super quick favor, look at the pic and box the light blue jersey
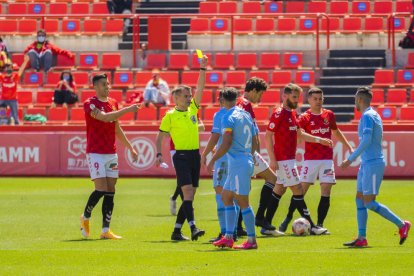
[212,107,228,187]
[349,107,385,195]
[221,106,256,195]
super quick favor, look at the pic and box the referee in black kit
[156,55,208,241]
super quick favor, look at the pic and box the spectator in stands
[107,0,133,34]
[0,55,30,125]
[52,71,79,108]
[0,38,11,70]
[24,30,75,72]
[138,43,147,69]
[143,69,170,107]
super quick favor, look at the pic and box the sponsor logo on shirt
[311,127,330,135]
[310,121,315,126]
[323,118,329,125]
[2,82,16,88]
[190,115,196,124]
[269,122,275,130]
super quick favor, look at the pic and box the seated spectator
[0,55,30,125]
[0,38,11,70]
[107,0,132,34]
[143,70,170,107]
[52,71,78,108]
[24,30,74,72]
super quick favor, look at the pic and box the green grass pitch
[1,177,413,275]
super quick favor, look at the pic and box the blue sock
[241,206,256,238]
[234,204,240,233]
[365,200,404,228]
[224,205,236,238]
[356,198,367,239]
[215,194,226,234]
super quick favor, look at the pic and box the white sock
[102,227,109,233]
[247,236,256,243]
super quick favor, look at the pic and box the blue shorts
[224,156,254,196]
[213,159,228,188]
[357,161,385,195]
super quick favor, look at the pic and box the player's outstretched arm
[193,55,208,107]
[265,130,278,171]
[333,129,354,153]
[201,133,220,167]
[115,121,138,162]
[298,128,333,148]
[92,104,141,123]
[155,131,169,166]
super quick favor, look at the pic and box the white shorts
[253,151,270,176]
[276,159,300,187]
[300,160,336,184]
[87,153,119,180]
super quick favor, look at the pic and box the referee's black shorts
[172,149,200,187]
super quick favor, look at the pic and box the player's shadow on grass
[62,239,100,242]
[143,240,191,244]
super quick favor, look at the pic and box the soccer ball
[292,218,311,236]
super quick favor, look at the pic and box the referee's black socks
[102,192,115,229]
[83,190,105,219]
[183,200,196,229]
[174,203,187,233]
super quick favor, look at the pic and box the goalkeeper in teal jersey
[340,86,411,247]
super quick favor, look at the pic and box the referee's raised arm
[193,55,208,107]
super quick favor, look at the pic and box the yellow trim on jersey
[223,128,232,132]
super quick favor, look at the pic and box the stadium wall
[0,130,412,178]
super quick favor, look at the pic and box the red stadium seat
[169,52,190,70]
[182,71,199,87]
[18,19,37,35]
[218,1,237,13]
[17,91,33,107]
[125,90,143,104]
[203,106,220,121]
[72,72,90,88]
[249,71,269,83]
[210,18,229,33]
[254,107,270,121]
[44,19,59,35]
[62,19,81,35]
[260,90,281,105]
[295,71,315,87]
[308,1,327,13]
[377,106,397,121]
[399,106,414,120]
[26,107,47,116]
[353,107,362,121]
[200,89,214,105]
[135,71,153,87]
[78,53,99,70]
[188,18,209,34]
[406,52,414,69]
[54,55,75,70]
[105,19,124,35]
[282,52,303,69]
[159,106,172,118]
[234,18,253,34]
[276,18,296,33]
[396,70,414,87]
[214,53,234,69]
[351,1,370,15]
[396,1,413,13]
[321,17,340,32]
[137,107,156,121]
[70,108,85,122]
[81,90,96,103]
[113,71,133,88]
[12,53,25,68]
[373,0,392,14]
[264,1,282,13]
[159,71,179,87]
[92,2,109,14]
[342,17,362,33]
[373,69,395,87]
[364,17,384,33]
[8,3,27,14]
[271,71,292,88]
[390,17,406,33]
[145,53,167,70]
[385,88,407,106]
[226,71,246,88]
[49,3,68,14]
[236,53,257,69]
[191,53,212,69]
[45,71,61,88]
[119,110,136,123]
[28,3,46,14]
[35,91,54,106]
[0,20,18,35]
[48,108,68,121]
[110,90,123,103]
[330,1,349,15]
[242,1,261,13]
[23,72,43,88]
[71,3,89,14]
[206,71,223,87]
[83,19,103,35]
[371,88,385,106]
[285,1,305,13]
[298,18,317,34]
[255,18,275,34]
[101,53,121,70]
[259,53,280,69]
[199,2,217,13]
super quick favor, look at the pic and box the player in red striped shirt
[278,87,353,232]
[80,74,141,240]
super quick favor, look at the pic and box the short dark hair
[356,86,372,103]
[245,77,268,92]
[60,71,73,83]
[283,83,302,94]
[172,85,191,95]
[307,87,323,96]
[92,74,107,86]
[221,87,238,102]
[37,29,46,36]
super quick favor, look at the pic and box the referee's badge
[190,115,196,124]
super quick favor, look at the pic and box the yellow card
[196,49,203,59]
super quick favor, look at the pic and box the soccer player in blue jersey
[340,86,411,247]
[207,87,259,250]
